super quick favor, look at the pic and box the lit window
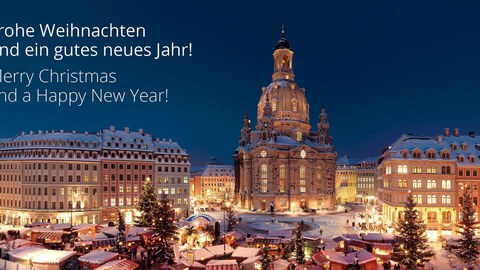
[292,100,298,112]
[398,165,408,174]
[426,166,436,174]
[442,195,451,204]
[300,166,306,192]
[279,165,286,192]
[427,195,436,204]
[110,198,116,206]
[261,164,268,193]
[412,166,422,174]
[385,166,392,174]
[442,180,451,189]
[397,179,408,188]
[413,180,422,188]
[297,132,303,142]
[427,180,437,189]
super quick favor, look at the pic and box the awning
[373,243,393,251]
[36,231,65,243]
[205,259,239,270]
[92,238,115,248]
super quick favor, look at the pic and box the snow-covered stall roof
[99,227,119,236]
[181,248,214,261]
[49,223,72,230]
[127,227,151,236]
[8,246,46,261]
[232,247,261,258]
[79,250,119,264]
[205,244,234,256]
[95,259,139,270]
[31,250,76,264]
[345,249,376,264]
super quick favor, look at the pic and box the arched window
[261,164,268,193]
[442,180,451,189]
[279,165,286,192]
[292,99,298,112]
[299,166,306,193]
[427,180,436,189]
[272,101,277,112]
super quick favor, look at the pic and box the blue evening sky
[1,1,480,166]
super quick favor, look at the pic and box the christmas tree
[294,223,305,264]
[135,178,159,227]
[112,210,127,255]
[452,191,480,268]
[391,191,434,269]
[149,193,179,265]
[261,246,271,270]
[226,205,238,232]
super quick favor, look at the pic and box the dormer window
[426,151,436,159]
[462,143,468,151]
[451,143,457,150]
[469,156,475,163]
[412,151,421,159]
[458,156,465,162]
[441,151,450,159]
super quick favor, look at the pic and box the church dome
[257,80,310,135]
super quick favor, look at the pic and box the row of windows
[156,176,189,184]
[386,165,451,174]
[2,139,99,148]
[103,174,152,182]
[397,179,453,189]
[22,200,98,210]
[156,188,189,195]
[0,175,20,181]
[0,150,99,159]
[401,150,451,159]
[412,194,452,204]
[24,187,97,196]
[25,175,97,183]
[25,163,98,171]
[103,186,138,193]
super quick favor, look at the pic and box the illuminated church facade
[234,28,337,211]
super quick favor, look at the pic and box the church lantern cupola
[273,26,295,82]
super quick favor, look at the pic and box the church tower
[234,27,337,212]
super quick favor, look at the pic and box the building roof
[385,131,480,164]
[95,259,139,270]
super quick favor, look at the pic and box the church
[233,28,337,212]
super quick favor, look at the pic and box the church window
[261,164,268,193]
[279,165,286,192]
[272,102,276,112]
[300,149,306,158]
[282,55,289,69]
[261,151,267,158]
[300,166,306,193]
[292,100,298,112]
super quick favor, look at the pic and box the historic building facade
[335,156,358,205]
[0,127,190,226]
[234,29,336,212]
[191,158,235,204]
[377,128,473,239]
[356,158,377,204]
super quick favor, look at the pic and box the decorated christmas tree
[226,205,238,232]
[149,193,179,265]
[452,191,480,268]
[391,191,434,269]
[294,223,305,264]
[135,178,159,227]
[112,210,127,255]
[261,246,271,270]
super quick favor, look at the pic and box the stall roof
[49,223,72,230]
[9,246,46,260]
[373,243,393,251]
[36,231,65,243]
[31,250,76,264]
[232,247,261,258]
[240,256,261,265]
[345,249,377,264]
[181,248,214,261]
[95,259,139,270]
[79,250,119,264]
[206,244,234,256]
